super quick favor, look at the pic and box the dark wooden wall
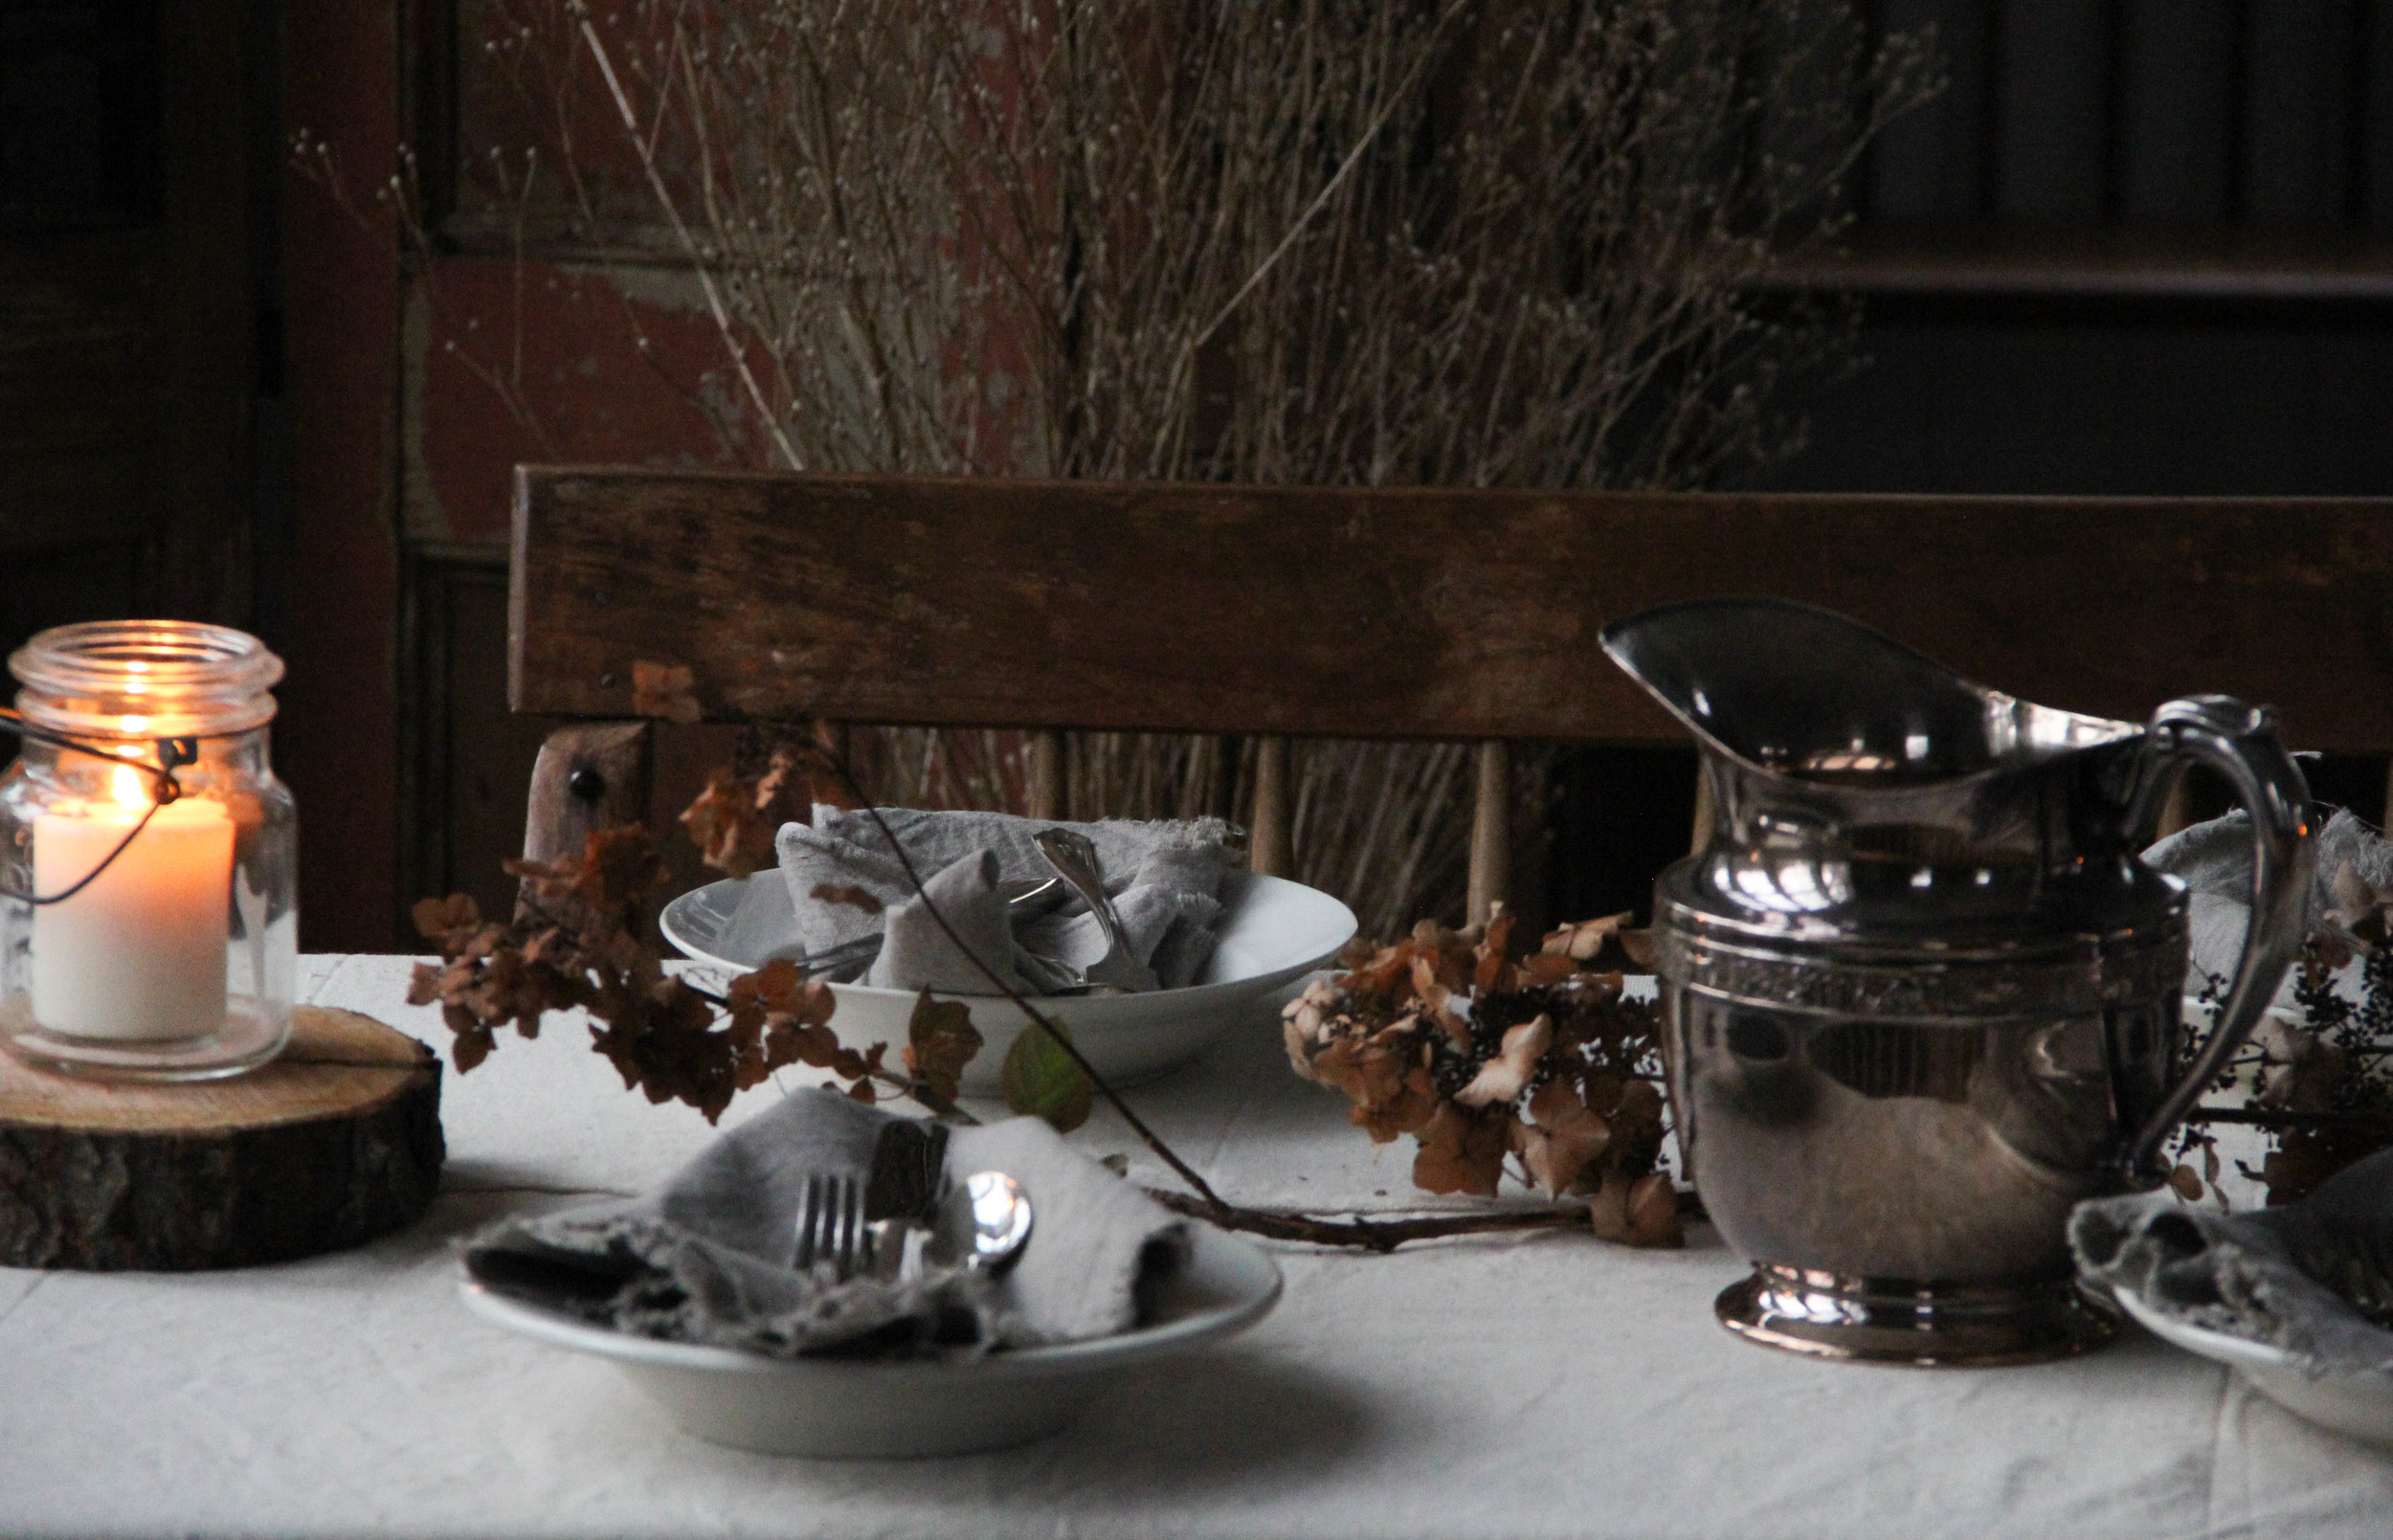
[1854,0,2393,234]
[0,0,279,648]
[262,3,2393,944]
[1597,0,2393,918]
[1770,0,2393,501]
[1765,0,2393,497]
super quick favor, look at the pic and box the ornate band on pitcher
[1655,928,2190,1019]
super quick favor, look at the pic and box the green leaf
[1002,1016,1094,1133]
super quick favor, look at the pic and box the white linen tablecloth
[2,954,2389,1538]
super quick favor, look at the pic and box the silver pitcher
[1602,599,2313,1366]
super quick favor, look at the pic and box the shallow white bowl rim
[2114,1285,2292,1368]
[660,868,1356,1003]
[2114,1281,2393,1380]
[458,1222,1283,1381]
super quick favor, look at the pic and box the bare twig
[1145,1186,1710,1254]
[574,13,804,472]
[1147,1189,1594,1252]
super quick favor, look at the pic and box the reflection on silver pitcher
[1602,599,2313,1366]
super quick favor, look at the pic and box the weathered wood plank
[510,468,2393,750]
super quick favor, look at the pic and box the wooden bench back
[510,467,2393,916]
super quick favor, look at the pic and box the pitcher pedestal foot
[1716,1263,2120,1367]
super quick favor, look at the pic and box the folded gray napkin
[463,1088,1190,1358]
[2072,1149,2393,1377]
[721,806,1238,994]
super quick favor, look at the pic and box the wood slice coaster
[0,1006,444,1271]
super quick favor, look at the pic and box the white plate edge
[660,871,1356,1004]
[2113,1283,2295,1372]
[458,1222,1284,1382]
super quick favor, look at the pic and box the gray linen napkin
[870,848,1047,995]
[462,1088,1189,1358]
[720,806,1238,993]
[2072,1149,2393,1376]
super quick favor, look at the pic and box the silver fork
[793,1172,915,1282]
[792,1172,867,1276]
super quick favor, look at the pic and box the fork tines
[793,1172,866,1277]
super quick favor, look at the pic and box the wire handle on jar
[0,709,201,905]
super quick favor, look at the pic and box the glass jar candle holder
[0,621,297,1080]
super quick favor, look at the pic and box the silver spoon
[928,1171,1034,1277]
[1033,828,1160,993]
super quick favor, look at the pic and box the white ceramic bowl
[458,1223,1282,1458]
[2114,1284,2393,1449]
[661,870,1356,1093]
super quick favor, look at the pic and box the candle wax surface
[32,785,235,1042]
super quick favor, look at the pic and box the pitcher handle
[2122,696,2316,1181]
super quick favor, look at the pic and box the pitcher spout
[1602,598,2159,935]
[1599,598,2138,784]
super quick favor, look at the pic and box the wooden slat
[2116,0,2236,227]
[1028,730,1064,821]
[2244,0,2350,233]
[510,469,2393,751]
[1249,736,1290,878]
[812,718,850,776]
[1689,764,1716,857]
[1466,740,1510,927]
[1865,0,1991,225]
[2153,770,2196,841]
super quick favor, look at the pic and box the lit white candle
[32,765,234,1041]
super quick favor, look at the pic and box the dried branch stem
[1145,1186,1708,1254]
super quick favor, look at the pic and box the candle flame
[118,715,150,734]
[110,765,148,810]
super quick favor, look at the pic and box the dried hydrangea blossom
[1285,908,1682,1246]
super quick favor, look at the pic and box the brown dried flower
[679,745,825,879]
[1284,906,1680,1245]
[412,824,965,1123]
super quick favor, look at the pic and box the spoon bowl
[931,1171,1034,1277]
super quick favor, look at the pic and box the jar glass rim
[11,621,283,737]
